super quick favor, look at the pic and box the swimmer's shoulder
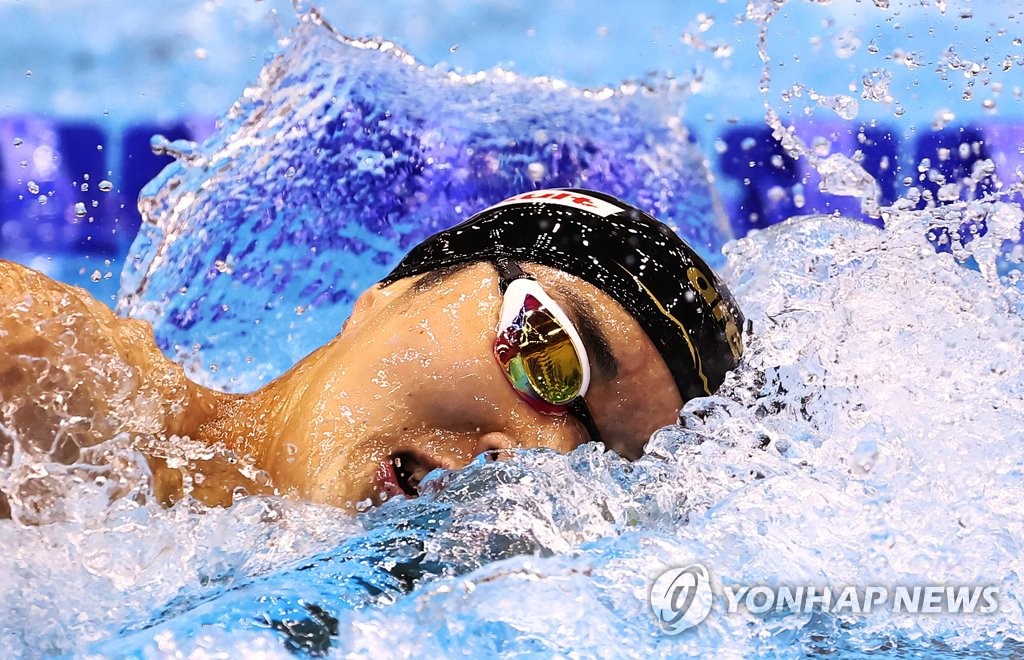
[1,258,107,320]
[0,258,207,437]
[0,258,156,349]
[0,261,258,511]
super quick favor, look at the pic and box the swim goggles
[492,257,604,445]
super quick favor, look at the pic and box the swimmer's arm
[0,260,260,507]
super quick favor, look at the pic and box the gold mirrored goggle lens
[518,307,584,405]
[495,295,584,407]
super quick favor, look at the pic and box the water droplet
[931,109,956,130]
[697,13,714,32]
[37,195,47,205]
[711,43,733,58]
[80,182,89,192]
[937,183,961,202]
[74,202,87,218]
[12,137,23,148]
[766,185,788,203]
[24,69,32,77]
[98,180,113,192]
[832,29,861,59]
[449,44,459,53]
[816,153,878,198]
[822,94,859,120]
[90,270,102,283]
[295,306,306,316]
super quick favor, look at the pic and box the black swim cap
[380,189,744,402]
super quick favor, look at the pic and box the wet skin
[0,260,683,511]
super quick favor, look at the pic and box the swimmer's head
[381,189,745,403]
[253,190,744,508]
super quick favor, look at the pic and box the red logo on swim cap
[484,190,623,217]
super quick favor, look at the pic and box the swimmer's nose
[476,431,518,454]
[475,428,582,457]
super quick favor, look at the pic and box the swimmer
[0,189,744,512]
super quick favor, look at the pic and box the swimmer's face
[262,262,683,508]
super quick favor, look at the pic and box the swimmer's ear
[339,282,395,331]
[352,284,384,316]
[345,277,421,332]
[343,285,384,332]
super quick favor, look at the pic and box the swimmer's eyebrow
[549,283,620,382]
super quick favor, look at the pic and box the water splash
[118,10,729,392]
[14,198,1016,656]
[733,0,1024,227]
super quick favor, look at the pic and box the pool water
[3,1,1024,656]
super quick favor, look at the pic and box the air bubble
[27,181,39,195]
[98,180,113,192]
[74,202,87,218]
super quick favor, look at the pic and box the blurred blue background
[2,0,1021,302]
